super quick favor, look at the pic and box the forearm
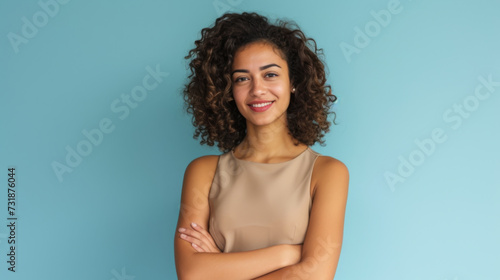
[177,244,293,280]
[252,262,335,280]
[252,247,341,280]
[251,262,307,280]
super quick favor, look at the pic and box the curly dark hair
[183,12,336,153]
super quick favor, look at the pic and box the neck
[234,118,306,162]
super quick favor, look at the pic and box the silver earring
[292,88,296,93]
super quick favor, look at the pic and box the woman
[174,12,349,280]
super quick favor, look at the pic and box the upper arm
[174,155,219,275]
[298,157,349,279]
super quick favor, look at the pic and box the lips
[249,101,273,107]
[248,99,274,104]
[248,101,274,112]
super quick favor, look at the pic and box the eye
[234,76,249,83]
[265,73,278,78]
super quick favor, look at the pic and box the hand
[178,222,222,253]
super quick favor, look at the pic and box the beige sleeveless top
[208,147,321,253]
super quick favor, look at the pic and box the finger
[182,232,216,253]
[179,232,213,253]
[189,225,220,253]
[178,233,205,249]
[191,242,205,252]
[182,237,209,253]
[184,234,210,252]
[190,223,218,248]
[189,223,216,248]
[180,231,219,253]
[195,242,211,252]
[179,227,204,241]
[182,224,218,252]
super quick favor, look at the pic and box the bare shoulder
[314,155,349,175]
[311,155,349,198]
[177,154,221,228]
[183,154,220,191]
[185,154,220,175]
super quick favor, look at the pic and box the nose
[250,77,266,96]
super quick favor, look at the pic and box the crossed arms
[174,155,349,280]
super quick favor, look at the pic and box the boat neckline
[229,146,311,165]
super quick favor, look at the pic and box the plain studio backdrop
[1,0,499,279]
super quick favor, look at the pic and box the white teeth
[250,102,273,107]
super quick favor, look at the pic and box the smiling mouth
[248,101,274,112]
[249,101,274,107]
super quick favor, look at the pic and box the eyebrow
[231,63,281,75]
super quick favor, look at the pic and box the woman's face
[231,41,292,128]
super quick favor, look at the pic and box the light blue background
[1,0,499,279]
